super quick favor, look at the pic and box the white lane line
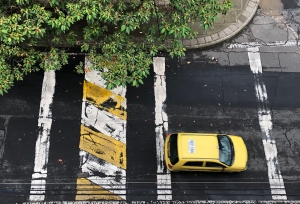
[248,47,287,200]
[29,71,56,201]
[153,57,172,200]
[228,40,300,49]
[79,151,126,199]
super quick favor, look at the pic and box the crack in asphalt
[283,125,300,161]
[277,52,283,72]
[224,9,300,50]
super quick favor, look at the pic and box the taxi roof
[177,133,219,159]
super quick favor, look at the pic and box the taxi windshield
[169,134,179,165]
[218,135,233,166]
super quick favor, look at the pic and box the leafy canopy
[0,0,233,95]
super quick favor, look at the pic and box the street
[1,1,300,203]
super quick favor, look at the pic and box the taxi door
[179,161,205,171]
[202,161,225,172]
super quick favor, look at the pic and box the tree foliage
[0,0,233,95]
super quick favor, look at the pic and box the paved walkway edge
[184,0,260,49]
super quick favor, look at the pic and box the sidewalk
[182,0,260,49]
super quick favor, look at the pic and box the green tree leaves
[0,0,233,95]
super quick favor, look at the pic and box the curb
[184,0,260,49]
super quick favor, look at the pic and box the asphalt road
[1,4,300,203]
[0,56,84,203]
[165,53,300,201]
[0,45,300,202]
[281,0,300,8]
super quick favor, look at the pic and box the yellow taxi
[164,133,248,172]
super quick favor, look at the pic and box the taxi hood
[229,135,248,169]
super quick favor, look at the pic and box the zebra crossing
[29,70,56,201]
[0,50,300,203]
[153,57,172,200]
[76,58,127,200]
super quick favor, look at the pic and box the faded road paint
[153,57,172,200]
[228,40,300,49]
[79,151,126,199]
[83,80,126,120]
[248,47,287,200]
[81,103,126,144]
[76,178,123,200]
[80,125,126,169]
[76,57,127,200]
[29,71,56,201]
[85,69,127,100]
[0,116,10,161]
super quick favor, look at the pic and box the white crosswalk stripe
[29,71,56,202]
[248,47,287,200]
[153,57,172,200]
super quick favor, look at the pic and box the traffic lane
[0,71,43,116]
[165,58,232,81]
[37,56,83,201]
[50,56,84,119]
[126,69,157,201]
[273,116,300,200]
[281,0,300,9]
[165,74,223,114]
[222,71,260,116]
[168,115,271,200]
[262,72,300,109]
[0,117,38,203]
[46,119,81,201]
[126,114,157,201]
[0,70,43,203]
[264,73,300,200]
[166,71,270,200]
[171,172,270,200]
[165,60,257,110]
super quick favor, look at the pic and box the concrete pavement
[181,0,260,49]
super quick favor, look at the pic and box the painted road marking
[153,57,172,200]
[248,47,287,200]
[0,115,11,162]
[81,102,126,144]
[76,178,123,201]
[79,151,126,195]
[228,40,300,48]
[83,80,126,120]
[85,69,127,100]
[76,57,127,200]
[80,125,126,169]
[29,71,56,201]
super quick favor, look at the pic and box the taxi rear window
[169,134,179,165]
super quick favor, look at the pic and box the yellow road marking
[83,80,126,120]
[80,125,126,170]
[76,178,123,200]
